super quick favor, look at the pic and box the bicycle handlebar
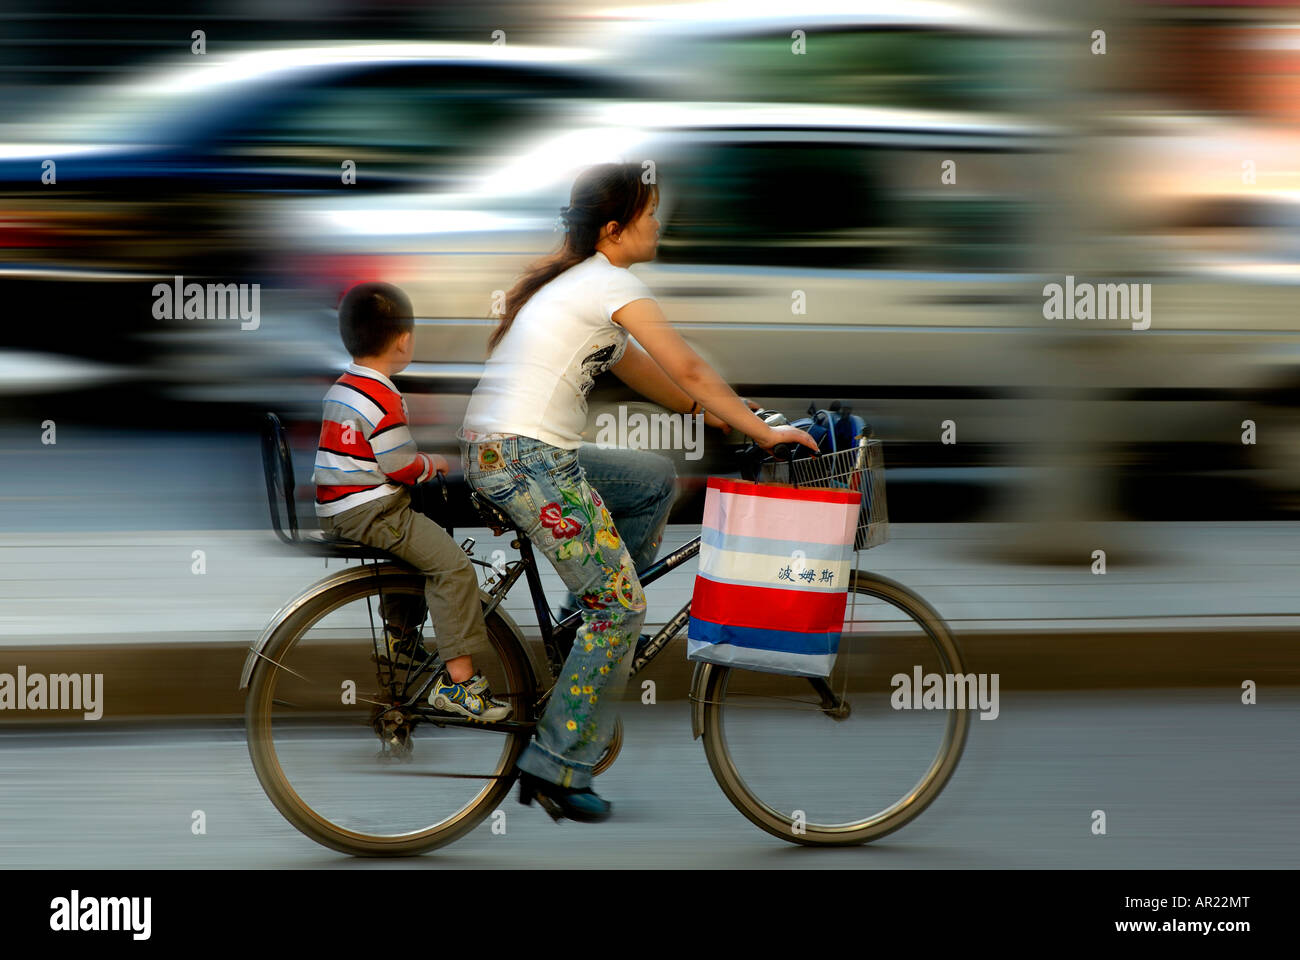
[736,409,817,467]
[727,409,823,481]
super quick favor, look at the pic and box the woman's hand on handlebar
[756,424,819,457]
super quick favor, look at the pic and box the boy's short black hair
[338,282,414,358]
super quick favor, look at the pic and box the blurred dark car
[0,43,642,412]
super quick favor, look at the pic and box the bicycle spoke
[410,771,513,781]
[689,693,827,710]
[248,647,311,684]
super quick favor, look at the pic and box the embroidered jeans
[551,442,676,619]
[460,432,659,789]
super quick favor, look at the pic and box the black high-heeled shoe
[517,771,612,823]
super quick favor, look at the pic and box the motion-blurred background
[5,0,1299,534]
[2,0,1300,871]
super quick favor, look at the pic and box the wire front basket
[757,437,889,550]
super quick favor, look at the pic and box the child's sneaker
[428,669,511,722]
[381,630,437,670]
[462,674,511,720]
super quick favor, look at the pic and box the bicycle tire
[696,569,970,846]
[245,569,536,857]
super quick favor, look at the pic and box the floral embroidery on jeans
[540,501,583,540]
[538,480,616,567]
[461,433,659,789]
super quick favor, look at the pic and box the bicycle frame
[477,528,703,680]
[473,528,849,718]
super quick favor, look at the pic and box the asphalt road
[0,690,1296,869]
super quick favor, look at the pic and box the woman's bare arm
[611,298,816,452]
[609,340,694,413]
[610,341,759,431]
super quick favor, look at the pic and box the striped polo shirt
[312,362,436,517]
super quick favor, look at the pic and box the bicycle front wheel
[696,569,970,846]
[245,568,536,856]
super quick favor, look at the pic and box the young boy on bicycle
[313,281,510,722]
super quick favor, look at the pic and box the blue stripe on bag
[698,525,851,563]
[687,616,841,655]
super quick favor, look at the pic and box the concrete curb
[0,626,1290,724]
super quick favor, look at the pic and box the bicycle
[243,409,969,856]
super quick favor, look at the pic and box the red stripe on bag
[691,576,849,633]
[706,476,859,505]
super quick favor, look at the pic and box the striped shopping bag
[686,477,861,677]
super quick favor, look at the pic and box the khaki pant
[319,487,486,662]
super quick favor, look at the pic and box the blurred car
[276,100,1059,514]
[578,0,1066,110]
[0,42,644,408]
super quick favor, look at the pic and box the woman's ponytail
[487,162,658,356]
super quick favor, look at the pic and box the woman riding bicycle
[458,161,816,823]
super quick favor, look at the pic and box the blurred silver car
[280,97,1300,513]
[280,101,1056,480]
[578,0,1066,110]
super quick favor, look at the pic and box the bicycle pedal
[535,797,565,823]
[376,742,413,763]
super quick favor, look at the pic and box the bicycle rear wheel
[696,569,970,845]
[245,568,536,856]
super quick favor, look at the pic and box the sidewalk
[2,522,1297,719]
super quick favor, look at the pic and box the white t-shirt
[461,250,656,449]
